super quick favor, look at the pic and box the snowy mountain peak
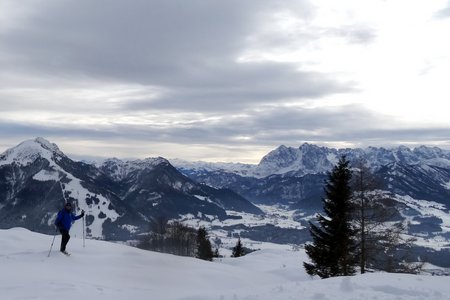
[298,142,322,152]
[259,145,298,166]
[34,137,61,153]
[254,143,337,177]
[414,145,450,159]
[0,137,64,167]
[139,156,170,167]
[99,156,170,181]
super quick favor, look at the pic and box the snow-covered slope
[1,228,449,300]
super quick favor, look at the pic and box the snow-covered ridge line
[171,143,450,178]
[2,138,448,179]
[97,156,169,181]
[170,158,255,173]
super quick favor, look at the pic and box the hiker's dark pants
[59,229,70,252]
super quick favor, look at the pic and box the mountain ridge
[171,143,450,178]
[0,138,262,240]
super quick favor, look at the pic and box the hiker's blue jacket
[54,209,82,231]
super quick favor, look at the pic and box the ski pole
[82,214,85,248]
[48,231,57,257]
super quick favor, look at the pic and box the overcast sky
[1,0,449,163]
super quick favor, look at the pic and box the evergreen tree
[196,226,213,261]
[303,156,357,278]
[231,237,244,257]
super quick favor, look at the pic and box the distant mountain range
[172,143,450,178]
[1,138,450,266]
[172,143,450,266]
[0,138,261,240]
[172,143,450,208]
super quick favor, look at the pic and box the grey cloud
[0,0,351,115]
[125,65,354,112]
[178,105,449,148]
[1,1,447,161]
[1,0,285,81]
[245,105,379,131]
[0,121,120,141]
[0,105,355,145]
[70,111,450,149]
[2,102,449,160]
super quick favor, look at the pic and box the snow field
[1,228,450,300]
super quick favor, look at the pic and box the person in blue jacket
[54,202,84,255]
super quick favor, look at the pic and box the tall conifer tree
[196,226,213,261]
[303,156,357,278]
[232,237,244,257]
